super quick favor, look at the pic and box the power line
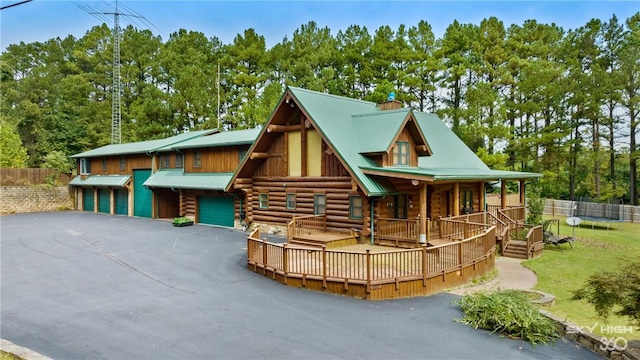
[0,0,33,11]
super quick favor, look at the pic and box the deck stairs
[503,240,529,259]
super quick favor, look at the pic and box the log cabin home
[228,87,543,257]
[143,128,260,226]
[70,130,217,217]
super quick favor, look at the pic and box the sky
[1,0,639,51]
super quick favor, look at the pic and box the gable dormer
[355,110,431,167]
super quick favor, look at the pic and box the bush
[572,261,640,327]
[526,182,544,225]
[456,290,558,346]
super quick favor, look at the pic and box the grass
[523,215,640,340]
[0,351,21,360]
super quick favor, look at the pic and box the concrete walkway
[447,256,538,295]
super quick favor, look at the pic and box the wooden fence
[247,226,497,300]
[0,168,72,185]
[544,199,640,223]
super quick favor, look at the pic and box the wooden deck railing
[376,217,421,246]
[486,204,501,217]
[487,212,509,254]
[247,226,497,300]
[525,224,543,254]
[438,218,490,240]
[287,214,327,241]
[444,212,487,224]
[500,206,526,223]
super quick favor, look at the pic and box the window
[259,193,269,209]
[393,141,410,166]
[314,194,326,215]
[80,158,91,175]
[163,154,171,168]
[286,193,296,210]
[101,158,107,171]
[193,151,202,168]
[461,190,473,214]
[349,196,363,220]
[119,156,126,171]
[175,154,183,168]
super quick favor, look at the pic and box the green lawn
[523,216,640,340]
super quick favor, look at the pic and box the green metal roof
[71,129,218,158]
[143,169,233,190]
[159,128,260,151]
[414,112,489,170]
[287,87,541,196]
[360,166,542,181]
[69,175,130,187]
[352,109,411,153]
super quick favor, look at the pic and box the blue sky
[1,0,639,50]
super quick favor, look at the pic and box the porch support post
[110,188,115,215]
[501,180,507,209]
[519,180,526,205]
[93,188,98,212]
[77,188,83,210]
[479,182,485,212]
[419,182,427,243]
[151,189,157,219]
[453,182,460,216]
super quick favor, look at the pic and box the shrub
[456,290,558,346]
[572,261,640,327]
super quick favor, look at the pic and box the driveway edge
[1,339,53,360]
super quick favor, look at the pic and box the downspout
[370,198,376,245]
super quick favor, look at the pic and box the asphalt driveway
[1,212,601,359]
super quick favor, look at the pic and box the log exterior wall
[248,176,364,233]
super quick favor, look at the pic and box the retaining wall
[0,186,73,214]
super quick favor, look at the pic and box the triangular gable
[226,91,288,182]
[383,110,431,157]
[227,87,395,196]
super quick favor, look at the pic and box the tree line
[1,14,638,204]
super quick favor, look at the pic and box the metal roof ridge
[352,108,410,118]
[288,86,375,106]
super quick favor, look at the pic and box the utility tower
[78,0,158,145]
[111,1,121,144]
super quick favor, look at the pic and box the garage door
[98,189,110,213]
[83,188,94,212]
[115,189,128,215]
[197,196,235,227]
[133,169,152,218]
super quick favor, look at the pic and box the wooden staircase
[289,232,358,248]
[503,240,529,259]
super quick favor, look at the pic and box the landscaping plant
[457,290,558,346]
[572,261,640,327]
